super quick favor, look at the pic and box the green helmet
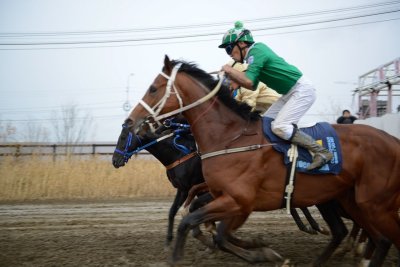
[218,21,254,48]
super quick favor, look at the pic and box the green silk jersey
[245,43,302,94]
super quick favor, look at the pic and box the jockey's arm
[222,64,254,90]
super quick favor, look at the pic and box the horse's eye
[149,85,157,93]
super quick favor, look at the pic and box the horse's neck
[144,138,186,166]
[184,101,252,152]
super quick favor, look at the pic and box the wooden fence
[0,143,149,160]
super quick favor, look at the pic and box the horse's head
[127,55,186,135]
[112,118,149,168]
[112,117,174,168]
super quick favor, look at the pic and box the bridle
[138,63,224,126]
[114,120,192,164]
[114,123,175,163]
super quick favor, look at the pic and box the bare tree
[0,119,17,142]
[51,104,94,154]
[21,121,50,143]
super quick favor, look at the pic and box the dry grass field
[0,155,175,202]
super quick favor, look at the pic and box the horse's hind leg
[361,209,400,267]
[312,201,348,267]
[354,229,368,256]
[302,207,331,235]
[290,208,317,234]
[338,192,394,267]
[368,238,392,267]
[360,204,400,250]
[335,222,360,256]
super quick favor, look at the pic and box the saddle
[262,117,342,175]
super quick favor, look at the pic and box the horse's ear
[164,55,172,74]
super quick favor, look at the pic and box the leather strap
[165,152,198,170]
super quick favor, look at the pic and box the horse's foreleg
[225,233,270,249]
[188,192,216,248]
[166,189,187,246]
[170,195,244,265]
[214,216,283,263]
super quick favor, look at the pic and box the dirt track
[0,198,398,267]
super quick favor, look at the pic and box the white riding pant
[264,76,316,140]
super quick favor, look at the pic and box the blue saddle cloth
[262,117,342,175]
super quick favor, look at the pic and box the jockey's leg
[290,128,333,170]
[269,78,332,170]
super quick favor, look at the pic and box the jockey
[227,60,281,114]
[219,21,333,170]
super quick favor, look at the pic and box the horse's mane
[169,59,260,122]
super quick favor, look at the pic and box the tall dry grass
[0,155,175,202]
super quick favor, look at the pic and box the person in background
[336,110,357,124]
[227,60,281,114]
[219,21,333,170]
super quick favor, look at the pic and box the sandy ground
[0,198,398,267]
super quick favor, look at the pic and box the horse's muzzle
[112,157,125,168]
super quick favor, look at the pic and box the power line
[1,8,399,47]
[1,1,398,37]
[1,15,398,51]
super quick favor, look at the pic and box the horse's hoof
[303,226,318,235]
[178,206,189,218]
[332,247,349,257]
[278,259,294,267]
[262,247,283,262]
[354,242,366,256]
[318,226,330,236]
[357,258,370,267]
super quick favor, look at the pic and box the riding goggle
[225,43,235,55]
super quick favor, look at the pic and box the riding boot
[290,129,333,170]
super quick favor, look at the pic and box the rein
[114,130,174,163]
[115,121,193,164]
[139,63,224,125]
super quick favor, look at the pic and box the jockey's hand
[222,64,233,75]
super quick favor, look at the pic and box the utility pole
[122,73,134,116]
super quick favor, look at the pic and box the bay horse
[112,117,330,247]
[125,56,400,266]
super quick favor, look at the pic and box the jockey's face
[230,42,248,62]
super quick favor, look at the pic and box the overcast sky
[1,0,399,142]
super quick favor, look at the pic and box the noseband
[114,120,192,163]
[114,123,175,163]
